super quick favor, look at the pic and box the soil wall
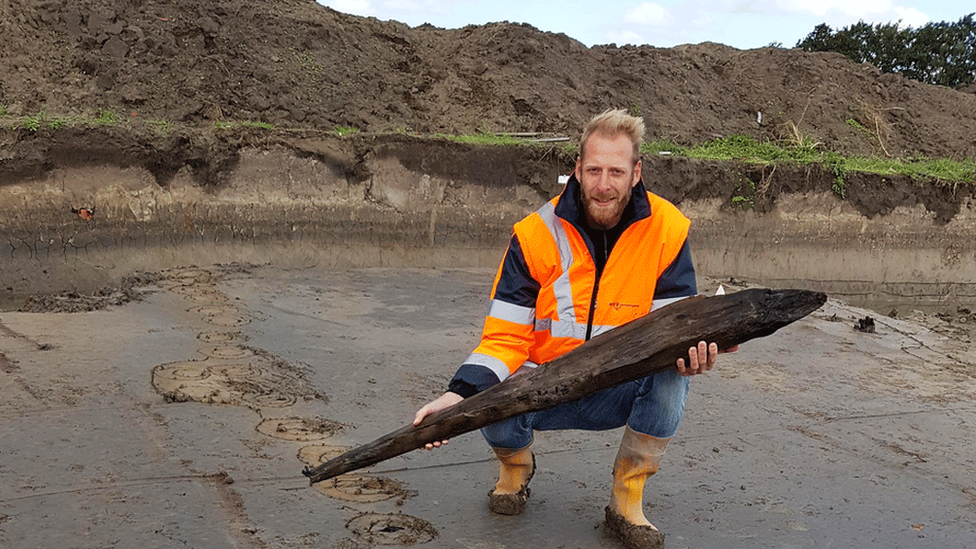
[1,133,974,314]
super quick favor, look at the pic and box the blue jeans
[481,368,690,449]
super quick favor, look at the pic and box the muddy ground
[1,265,974,549]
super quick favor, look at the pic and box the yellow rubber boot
[487,445,535,515]
[605,426,670,549]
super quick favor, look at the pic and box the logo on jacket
[608,301,639,311]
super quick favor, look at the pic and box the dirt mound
[2,0,975,160]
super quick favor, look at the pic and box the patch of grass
[334,125,359,137]
[641,140,687,156]
[48,117,70,130]
[846,118,867,132]
[0,105,8,116]
[146,119,174,131]
[22,115,42,132]
[92,109,119,126]
[22,111,53,132]
[668,134,975,187]
[433,131,525,146]
[844,156,976,183]
[730,175,755,209]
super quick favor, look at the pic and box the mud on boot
[604,506,665,549]
[487,449,535,515]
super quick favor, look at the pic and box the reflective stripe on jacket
[452,175,694,394]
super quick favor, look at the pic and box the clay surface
[1,267,975,548]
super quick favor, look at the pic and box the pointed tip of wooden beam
[743,288,827,339]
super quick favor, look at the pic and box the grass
[432,131,534,146]
[146,119,174,131]
[334,125,359,137]
[91,109,119,126]
[643,134,976,187]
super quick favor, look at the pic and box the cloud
[786,0,932,28]
[787,0,892,18]
[607,29,648,45]
[893,7,930,27]
[626,2,672,26]
[321,0,373,16]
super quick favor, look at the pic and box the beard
[582,191,630,230]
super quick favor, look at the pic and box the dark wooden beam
[304,288,826,483]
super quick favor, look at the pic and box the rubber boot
[487,445,535,515]
[604,426,670,549]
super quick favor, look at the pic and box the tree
[797,14,976,89]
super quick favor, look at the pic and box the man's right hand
[413,391,464,450]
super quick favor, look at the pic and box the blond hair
[579,109,645,164]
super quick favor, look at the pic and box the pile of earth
[2,0,976,163]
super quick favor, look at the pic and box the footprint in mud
[198,344,254,360]
[171,284,228,303]
[198,331,247,344]
[297,444,416,504]
[346,512,438,546]
[153,266,427,541]
[257,417,344,441]
[158,267,214,287]
[188,304,252,328]
[151,266,321,411]
[151,356,314,409]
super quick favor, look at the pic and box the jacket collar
[554,173,652,232]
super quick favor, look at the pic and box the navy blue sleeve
[654,241,697,299]
[491,234,541,306]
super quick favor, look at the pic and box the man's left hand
[676,341,738,376]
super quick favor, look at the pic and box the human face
[574,132,641,230]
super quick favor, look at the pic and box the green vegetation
[92,109,119,126]
[146,119,174,131]
[797,13,976,88]
[48,116,69,130]
[641,134,975,187]
[334,125,360,137]
[730,175,756,209]
[433,131,525,145]
[22,111,45,132]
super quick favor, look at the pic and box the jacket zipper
[584,231,608,340]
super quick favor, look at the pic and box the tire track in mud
[149,266,436,546]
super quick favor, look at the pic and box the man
[414,109,734,549]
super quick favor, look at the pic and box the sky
[315,0,973,50]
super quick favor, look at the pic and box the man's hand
[413,391,464,450]
[676,341,739,376]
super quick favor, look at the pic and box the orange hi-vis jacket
[448,175,697,397]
